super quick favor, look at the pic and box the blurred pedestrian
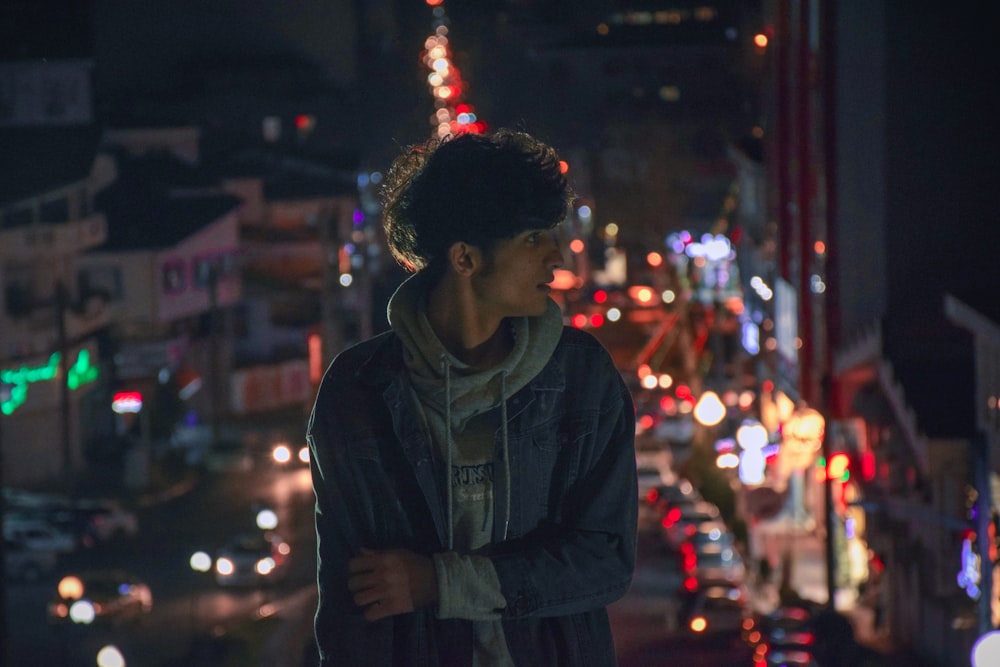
[307,128,638,666]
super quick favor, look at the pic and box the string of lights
[422,0,488,138]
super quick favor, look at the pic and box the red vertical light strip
[821,0,841,417]
[797,0,815,404]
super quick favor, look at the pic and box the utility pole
[55,280,74,491]
[974,431,993,636]
[208,265,221,448]
[821,419,837,608]
[0,411,7,667]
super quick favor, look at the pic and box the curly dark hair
[380,128,574,275]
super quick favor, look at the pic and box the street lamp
[736,420,768,486]
[96,645,126,667]
[693,390,725,427]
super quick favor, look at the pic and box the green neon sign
[0,350,99,415]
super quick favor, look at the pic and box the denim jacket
[307,326,637,666]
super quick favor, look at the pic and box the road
[7,454,767,667]
[4,460,318,667]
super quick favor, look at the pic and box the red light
[593,289,608,304]
[662,507,681,528]
[675,385,692,400]
[659,395,676,412]
[590,313,605,327]
[762,379,774,393]
[572,313,587,328]
[861,451,876,480]
[639,414,654,430]
[455,103,471,113]
[559,160,569,174]
[683,576,698,592]
[645,488,660,503]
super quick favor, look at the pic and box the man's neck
[425,277,512,369]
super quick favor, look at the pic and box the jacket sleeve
[490,343,638,618]
[307,365,394,666]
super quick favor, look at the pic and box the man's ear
[447,241,482,277]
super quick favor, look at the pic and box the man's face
[471,228,564,319]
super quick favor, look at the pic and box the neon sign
[0,350,99,415]
[957,530,982,600]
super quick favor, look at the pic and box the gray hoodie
[387,271,563,665]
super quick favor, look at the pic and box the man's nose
[546,232,564,270]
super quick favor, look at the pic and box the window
[162,261,186,294]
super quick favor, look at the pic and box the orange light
[628,285,655,304]
[646,252,663,267]
[828,452,850,481]
[814,240,826,255]
[571,313,587,328]
[58,576,84,600]
[753,33,768,48]
[426,0,444,5]
[690,616,708,632]
[569,239,585,254]
[308,332,323,384]
[559,160,569,174]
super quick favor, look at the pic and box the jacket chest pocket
[344,433,417,546]
[516,413,596,522]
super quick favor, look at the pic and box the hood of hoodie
[387,271,563,431]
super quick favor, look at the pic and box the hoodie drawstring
[440,354,512,549]
[500,372,511,542]
[442,353,454,551]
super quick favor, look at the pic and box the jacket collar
[357,330,567,396]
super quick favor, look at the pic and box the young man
[307,129,637,666]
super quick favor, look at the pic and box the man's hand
[347,548,438,622]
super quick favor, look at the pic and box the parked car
[72,499,139,544]
[680,541,747,587]
[662,501,722,548]
[214,531,291,587]
[46,570,153,627]
[5,494,138,548]
[4,538,59,582]
[638,479,701,534]
[678,520,735,551]
[751,603,820,666]
[674,584,754,642]
[4,517,77,555]
[635,450,675,496]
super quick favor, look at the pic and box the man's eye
[527,233,540,244]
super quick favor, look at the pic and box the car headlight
[272,444,292,464]
[69,599,96,625]
[256,557,276,576]
[216,557,235,576]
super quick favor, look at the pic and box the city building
[758,1,1000,664]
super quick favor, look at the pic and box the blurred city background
[1,1,998,666]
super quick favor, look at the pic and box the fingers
[346,548,435,622]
